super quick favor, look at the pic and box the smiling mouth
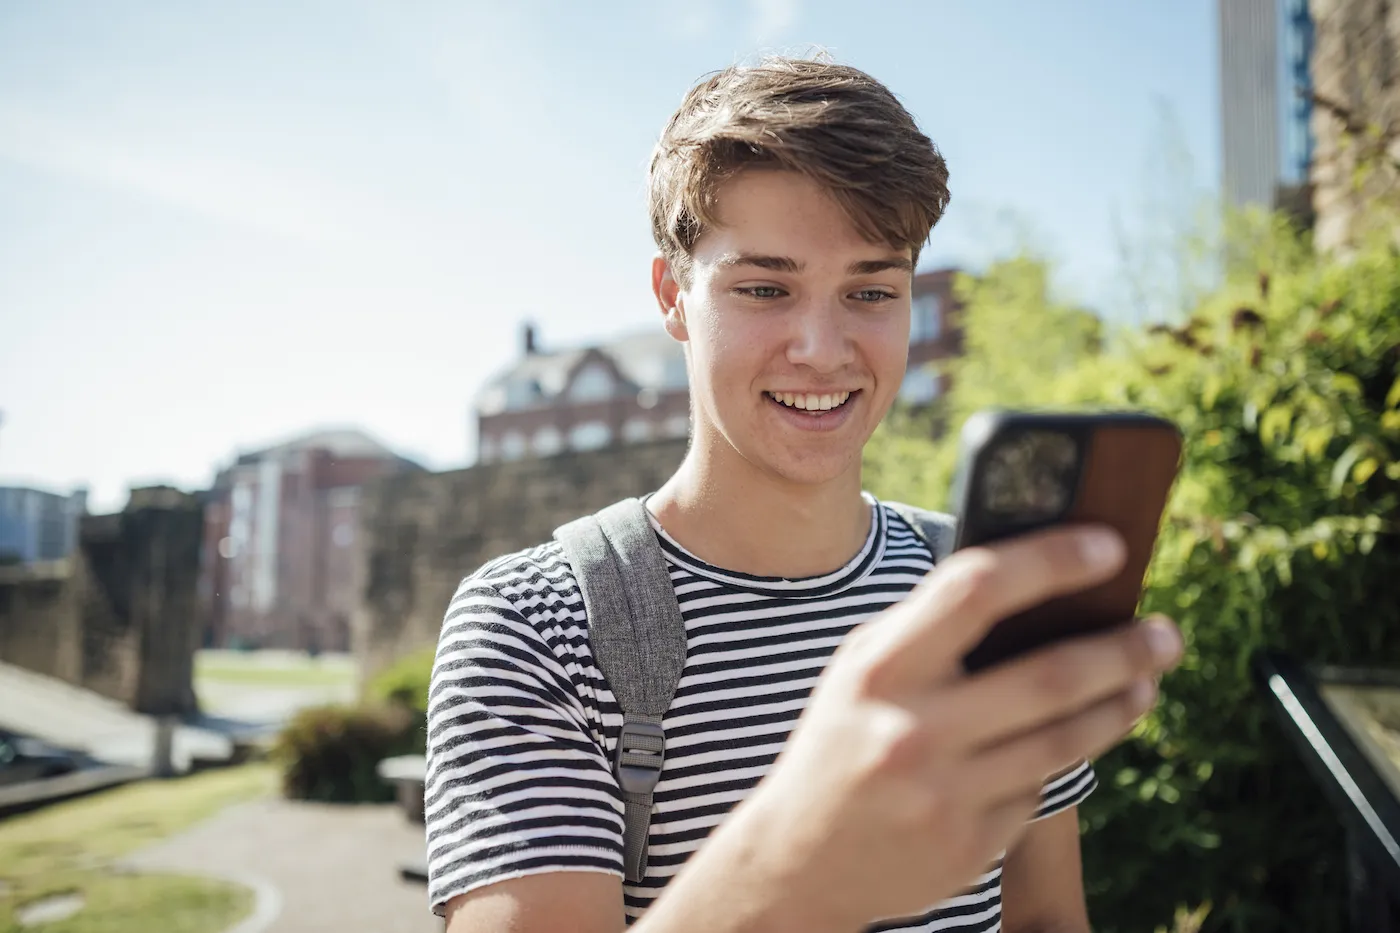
[764,390,858,414]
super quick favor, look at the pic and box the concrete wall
[1310,0,1400,252]
[0,487,203,715]
[354,438,689,683]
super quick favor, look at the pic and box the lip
[764,389,861,432]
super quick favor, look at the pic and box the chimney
[523,323,538,356]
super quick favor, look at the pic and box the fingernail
[1078,527,1124,568]
[1145,620,1181,662]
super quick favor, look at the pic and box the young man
[426,57,1183,932]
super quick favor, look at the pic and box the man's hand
[640,524,1182,933]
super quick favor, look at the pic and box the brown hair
[648,56,950,286]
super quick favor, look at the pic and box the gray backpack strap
[554,498,687,884]
[884,500,958,563]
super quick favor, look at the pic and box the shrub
[365,646,435,755]
[270,703,419,803]
[366,646,435,714]
[865,227,1400,932]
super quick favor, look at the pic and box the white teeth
[768,391,853,411]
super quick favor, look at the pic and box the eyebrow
[715,253,914,275]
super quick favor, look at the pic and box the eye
[852,288,896,303]
[735,285,787,300]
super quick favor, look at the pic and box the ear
[651,255,689,342]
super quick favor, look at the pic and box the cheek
[693,308,772,380]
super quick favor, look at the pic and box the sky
[0,0,1220,511]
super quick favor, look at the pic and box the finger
[936,615,1180,749]
[965,677,1159,805]
[865,524,1127,686]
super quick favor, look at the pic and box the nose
[785,300,855,373]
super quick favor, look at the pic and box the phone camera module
[980,430,1079,522]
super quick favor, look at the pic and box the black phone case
[950,410,1184,672]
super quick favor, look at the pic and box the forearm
[632,798,854,933]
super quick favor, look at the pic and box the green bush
[366,646,435,714]
[866,224,1400,932]
[365,646,435,755]
[270,703,419,803]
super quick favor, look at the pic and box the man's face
[660,169,912,488]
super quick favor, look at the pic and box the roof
[234,428,413,466]
[477,327,687,413]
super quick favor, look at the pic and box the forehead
[692,169,908,266]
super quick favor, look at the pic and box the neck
[649,435,873,579]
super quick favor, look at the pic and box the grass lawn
[0,763,276,933]
[194,654,356,689]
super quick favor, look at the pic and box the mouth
[763,390,859,415]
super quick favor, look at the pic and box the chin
[748,445,864,488]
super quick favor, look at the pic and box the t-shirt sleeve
[425,576,625,916]
[1033,759,1097,821]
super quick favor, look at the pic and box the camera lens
[980,430,1079,522]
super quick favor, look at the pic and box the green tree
[866,221,1400,932]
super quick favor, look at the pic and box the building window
[569,421,612,451]
[900,366,941,404]
[534,426,563,456]
[911,293,942,343]
[504,378,544,410]
[332,524,354,548]
[478,435,497,464]
[622,418,652,443]
[500,431,527,461]
[569,363,615,403]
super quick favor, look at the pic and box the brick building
[198,429,422,652]
[474,268,962,463]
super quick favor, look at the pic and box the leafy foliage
[364,645,436,755]
[270,703,419,804]
[866,226,1400,932]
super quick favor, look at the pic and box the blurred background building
[0,485,87,565]
[198,429,422,652]
[1218,0,1315,214]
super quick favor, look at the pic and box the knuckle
[872,707,926,773]
[937,551,1001,616]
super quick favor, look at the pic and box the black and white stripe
[426,496,1097,929]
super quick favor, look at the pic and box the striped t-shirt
[425,494,1097,930]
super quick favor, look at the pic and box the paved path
[123,797,442,933]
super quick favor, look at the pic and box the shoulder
[877,500,953,565]
[439,539,588,673]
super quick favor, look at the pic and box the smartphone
[949,409,1184,673]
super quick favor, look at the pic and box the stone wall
[354,438,689,682]
[0,562,82,685]
[0,487,204,715]
[1310,0,1400,252]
